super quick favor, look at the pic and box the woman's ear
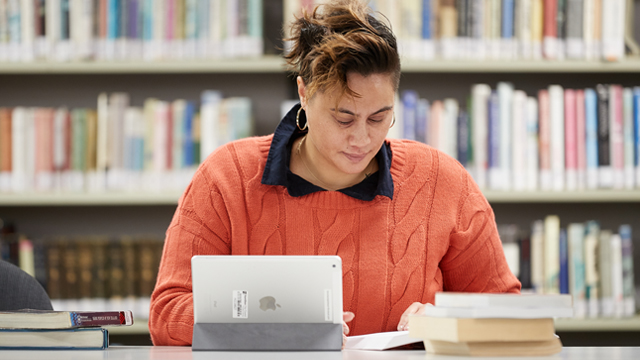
[296,76,307,108]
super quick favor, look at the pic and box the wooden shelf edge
[555,316,640,332]
[108,320,150,335]
[0,57,639,74]
[483,190,640,203]
[1,190,640,205]
[0,192,182,206]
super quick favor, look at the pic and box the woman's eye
[369,118,384,123]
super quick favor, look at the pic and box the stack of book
[408,292,573,356]
[0,309,133,350]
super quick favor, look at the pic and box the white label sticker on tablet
[324,289,332,322]
[233,290,248,319]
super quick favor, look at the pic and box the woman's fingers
[397,302,426,331]
[342,312,355,349]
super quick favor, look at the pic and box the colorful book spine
[543,215,560,294]
[559,228,569,294]
[596,84,612,188]
[623,88,635,189]
[585,88,599,189]
[584,221,600,317]
[488,90,500,190]
[568,223,586,318]
[538,89,552,190]
[575,89,587,189]
[402,90,418,141]
[610,85,625,189]
[564,89,577,191]
[619,225,635,317]
[634,88,640,188]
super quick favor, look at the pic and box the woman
[149,0,520,346]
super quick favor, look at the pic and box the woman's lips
[343,152,367,163]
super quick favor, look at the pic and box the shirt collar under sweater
[261,103,394,201]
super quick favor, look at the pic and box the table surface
[0,346,639,360]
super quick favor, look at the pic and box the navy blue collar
[261,103,394,201]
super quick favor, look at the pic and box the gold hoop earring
[389,116,396,128]
[296,107,308,131]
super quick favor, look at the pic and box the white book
[11,107,27,193]
[530,220,545,294]
[142,98,158,172]
[584,221,600,318]
[24,109,36,192]
[70,0,94,60]
[154,101,170,173]
[599,230,614,317]
[512,90,528,191]
[0,0,7,62]
[610,234,624,318]
[150,0,165,60]
[568,223,587,319]
[525,97,539,191]
[544,215,561,294]
[95,93,109,192]
[583,0,595,60]
[435,292,573,309]
[345,331,420,351]
[517,0,532,59]
[442,99,458,159]
[497,82,513,191]
[610,86,625,189]
[601,0,625,61]
[208,0,224,58]
[622,88,635,189]
[471,84,491,189]
[548,85,565,191]
[423,305,573,319]
[172,100,187,171]
[52,108,68,177]
[20,0,35,61]
[46,0,61,60]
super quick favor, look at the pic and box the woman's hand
[342,311,355,349]
[397,302,428,331]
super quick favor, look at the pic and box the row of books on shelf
[0,90,253,193]
[0,226,163,319]
[304,0,634,61]
[499,218,635,319]
[392,83,640,191]
[0,0,264,62]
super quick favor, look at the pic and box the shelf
[108,320,150,335]
[0,57,639,74]
[483,190,640,203]
[0,56,287,74]
[555,316,640,332]
[109,317,640,335]
[1,189,640,206]
[400,58,640,73]
[0,192,183,206]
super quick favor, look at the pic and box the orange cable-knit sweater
[149,136,521,346]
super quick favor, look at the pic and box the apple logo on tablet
[259,296,281,311]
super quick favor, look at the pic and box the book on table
[0,328,108,350]
[0,309,134,329]
[407,292,571,356]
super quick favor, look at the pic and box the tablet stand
[192,322,343,351]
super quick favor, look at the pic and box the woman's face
[298,72,396,178]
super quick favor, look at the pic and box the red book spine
[564,89,577,172]
[543,0,558,38]
[0,109,11,172]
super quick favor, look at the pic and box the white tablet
[191,256,343,325]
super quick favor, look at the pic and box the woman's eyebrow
[330,105,393,116]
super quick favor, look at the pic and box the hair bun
[300,19,326,52]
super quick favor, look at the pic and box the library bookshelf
[2,56,640,346]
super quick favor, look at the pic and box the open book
[345,331,422,350]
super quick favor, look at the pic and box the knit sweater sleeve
[440,168,522,294]
[149,155,233,346]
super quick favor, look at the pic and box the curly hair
[284,0,401,102]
